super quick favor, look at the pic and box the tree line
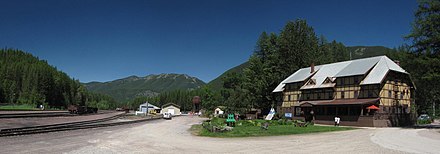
[131,0,439,116]
[0,49,117,110]
[2,1,437,116]
[128,87,221,112]
[128,20,351,113]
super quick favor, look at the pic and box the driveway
[0,116,439,154]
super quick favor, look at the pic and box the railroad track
[0,111,72,118]
[0,115,163,137]
[0,110,121,118]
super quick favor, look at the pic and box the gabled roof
[273,56,408,92]
[162,103,180,108]
[361,56,407,85]
[139,102,160,109]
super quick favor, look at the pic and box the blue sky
[0,0,417,83]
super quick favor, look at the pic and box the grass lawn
[0,104,39,111]
[191,121,355,138]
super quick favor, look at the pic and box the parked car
[418,114,431,121]
[163,112,172,120]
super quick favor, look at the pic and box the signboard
[265,108,276,120]
[285,113,292,118]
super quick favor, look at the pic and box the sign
[265,108,276,120]
[285,113,292,118]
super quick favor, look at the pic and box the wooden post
[361,105,364,116]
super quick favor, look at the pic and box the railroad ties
[0,114,163,137]
[0,111,72,118]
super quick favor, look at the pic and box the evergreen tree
[405,0,440,116]
[406,0,440,55]
[0,49,118,109]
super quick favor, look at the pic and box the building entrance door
[302,107,314,122]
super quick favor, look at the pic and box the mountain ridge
[84,73,206,102]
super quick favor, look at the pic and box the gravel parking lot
[1,116,439,154]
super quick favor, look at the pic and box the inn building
[273,56,415,127]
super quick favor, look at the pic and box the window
[306,79,316,85]
[288,95,291,101]
[295,107,301,116]
[354,76,359,84]
[339,107,348,115]
[328,107,336,115]
[349,77,354,85]
[354,91,358,98]
[341,91,345,99]
[388,91,392,98]
[350,106,361,116]
[400,93,404,99]
[368,91,373,97]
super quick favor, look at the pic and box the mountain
[84,73,206,102]
[206,61,249,90]
[347,46,394,59]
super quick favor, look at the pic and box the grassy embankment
[0,104,39,111]
[191,118,355,138]
[0,104,61,111]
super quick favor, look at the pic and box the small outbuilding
[214,106,225,117]
[137,102,160,115]
[161,103,181,115]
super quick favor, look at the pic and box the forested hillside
[206,62,249,90]
[347,46,395,59]
[84,74,205,102]
[0,49,117,109]
[207,45,395,91]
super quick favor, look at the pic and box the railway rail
[0,114,163,137]
[0,111,72,118]
[0,110,119,118]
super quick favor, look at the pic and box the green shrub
[240,120,256,126]
[210,117,225,126]
[417,119,432,125]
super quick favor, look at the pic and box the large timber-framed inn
[273,56,415,127]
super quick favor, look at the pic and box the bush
[240,120,256,126]
[210,117,225,126]
[417,119,432,125]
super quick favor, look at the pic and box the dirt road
[1,116,439,154]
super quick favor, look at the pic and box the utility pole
[350,50,352,60]
[146,101,148,117]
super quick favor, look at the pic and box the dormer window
[323,77,334,84]
[306,79,316,85]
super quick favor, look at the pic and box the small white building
[214,107,224,116]
[161,103,181,115]
[136,102,160,115]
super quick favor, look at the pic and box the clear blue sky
[0,0,417,83]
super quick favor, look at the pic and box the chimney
[310,63,315,73]
[394,60,400,66]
